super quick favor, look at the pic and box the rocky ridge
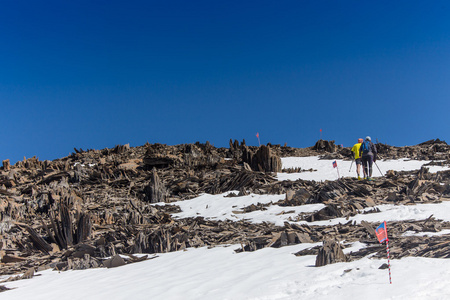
[0,139,450,283]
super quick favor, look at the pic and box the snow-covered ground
[278,156,450,181]
[2,157,450,300]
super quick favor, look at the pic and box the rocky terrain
[1,138,450,284]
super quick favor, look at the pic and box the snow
[73,162,96,167]
[278,156,450,181]
[2,157,450,300]
[167,194,450,228]
[169,193,324,226]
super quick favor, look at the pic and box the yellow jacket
[351,143,362,159]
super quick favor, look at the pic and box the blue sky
[1,1,449,163]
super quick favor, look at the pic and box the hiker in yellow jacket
[351,138,364,180]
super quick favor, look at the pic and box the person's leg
[356,158,362,179]
[362,157,368,179]
[368,155,374,178]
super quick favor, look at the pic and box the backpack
[361,141,371,154]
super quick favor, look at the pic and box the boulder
[315,239,347,267]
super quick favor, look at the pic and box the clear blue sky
[1,1,449,164]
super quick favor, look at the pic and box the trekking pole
[374,161,383,176]
[349,159,353,172]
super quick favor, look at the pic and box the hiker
[359,136,377,180]
[351,138,364,180]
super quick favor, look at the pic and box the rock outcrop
[0,139,449,282]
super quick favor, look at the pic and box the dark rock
[312,140,337,153]
[315,239,347,267]
[103,255,126,268]
[242,145,282,173]
[143,168,167,203]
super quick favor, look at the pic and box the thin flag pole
[376,221,392,284]
[333,161,340,179]
[349,160,353,172]
[386,239,392,284]
[320,128,322,140]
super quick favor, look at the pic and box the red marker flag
[256,132,259,138]
[332,160,337,168]
[376,221,392,284]
[376,221,388,243]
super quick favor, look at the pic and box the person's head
[365,136,371,141]
[358,138,363,143]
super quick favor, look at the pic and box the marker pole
[386,239,392,284]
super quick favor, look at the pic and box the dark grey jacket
[359,141,377,158]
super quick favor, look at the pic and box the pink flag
[376,221,388,243]
[256,132,259,138]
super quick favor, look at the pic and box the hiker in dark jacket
[359,136,377,180]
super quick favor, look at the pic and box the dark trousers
[362,155,373,178]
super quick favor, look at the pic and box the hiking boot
[358,176,361,180]
[368,177,373,181]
